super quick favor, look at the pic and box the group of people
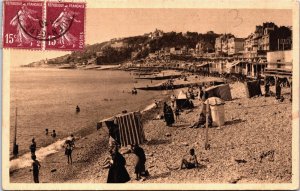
[132,88,138,95]
[29,133,75,183]
[45,129,57,138]
[161,79,174,90]
[105,144,148,183]
[29,138,41,183]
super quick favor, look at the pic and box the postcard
[1,0,299,190]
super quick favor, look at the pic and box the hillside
[25,30,222,67]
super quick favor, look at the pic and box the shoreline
[10,68,292,184]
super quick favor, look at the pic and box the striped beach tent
[115,111,145,146]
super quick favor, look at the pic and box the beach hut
[245,80,262,98]
[205,97,225,127]
[205,84,232,101]
[176,91,193,109]
[97,111,146,147]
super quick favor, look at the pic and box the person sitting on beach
[51,130,56,138]
[31,155,41,183]
[102,150,114,169]
[189,103,212,128]
[153,112,162,120]
[30,138,37,157]
[180,148,199,169]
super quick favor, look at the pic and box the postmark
[3,1,44,50]
[2,1,85,51]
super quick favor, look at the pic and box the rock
[228,177,240,184]
[146,153,153,157]
[181,142,189,146]
[235,159,247,164]
[51,169,57,173]
[165,133,171,137]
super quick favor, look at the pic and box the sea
[10,67,168,159]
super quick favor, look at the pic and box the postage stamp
[2,1,85,51]
[3,1,44,50]
[45,2,85,50]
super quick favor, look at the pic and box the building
[215,36,223,55]
[215,34,235,56]
[228,37,244,55]
[195,42,214,56]
[110,41,128,49]
[149,29,164,39]
[244,22,292,58]
[266,50,292,70]
[170,47,182,55]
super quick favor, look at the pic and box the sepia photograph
[1,0,299,190]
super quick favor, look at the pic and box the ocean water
[10,68,166,157]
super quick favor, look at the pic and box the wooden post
[205,99,210,150]
[13,107,19,157]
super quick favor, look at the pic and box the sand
[10,75,292,184]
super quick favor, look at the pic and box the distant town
[26,22,292,80]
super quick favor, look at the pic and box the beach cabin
[264,50,292,81]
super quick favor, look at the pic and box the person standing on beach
[31,155,41,183]
[171,95,176,108]
[107,147,131,183]
[30,138,37,157]
[65,139,74,164]
[133,144,147,180]
[45,129,49,135]
[165,105,175,127]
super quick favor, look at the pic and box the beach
[10,69,292,183]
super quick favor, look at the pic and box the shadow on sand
[146,139,171,146]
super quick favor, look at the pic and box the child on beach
[45,128,49,135]
[31,155,41,183]
[175,107,180,122]
[180,148,198,169]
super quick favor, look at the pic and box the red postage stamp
[45,2,85,51]
[3,1,44,50]
[2,1,85,51]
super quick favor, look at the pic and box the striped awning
[115,112,145,146]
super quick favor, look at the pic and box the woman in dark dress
[107,147,130,183]
[165,106,175,126]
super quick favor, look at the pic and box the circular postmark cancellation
[4,1,85,50]
[17,12,75,42]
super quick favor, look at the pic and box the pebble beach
[10,71,292,184]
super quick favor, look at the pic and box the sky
[10,8,292,66]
